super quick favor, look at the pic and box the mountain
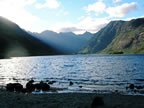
[29,30,93,53]
[82,17,144,54]
[0,16,60,58]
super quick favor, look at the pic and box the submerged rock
[129,84,135,89]
[48,81,56,85]
[69,81,73,86]
[136,86,143,89]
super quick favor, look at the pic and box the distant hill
[0,16,60,58]
[29,30,93,53]
[82,17,144,54]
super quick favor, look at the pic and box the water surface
[0,54,144,94]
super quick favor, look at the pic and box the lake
[0,54,144,94]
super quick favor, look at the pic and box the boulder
[34,83,41,91]
[41,82,50,91]
[6,83,23,92]
[14,83,23,92]
[6,83,15,92]
[34,81,50,91]
[26,80,35,92]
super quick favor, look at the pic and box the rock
[34,83,41,91]
[34,81,50,91]
[29,79,34,83]
[6,83,15,92]
[91,96,104,108]
[129,84,135,89]
[26,80,35,92]
[126,86,129,90]
[134,90,137,93]
[41,82,50,91]
[14,83,23,92]
[48,81,56,85]
[6,83,23,92]
[114,90,118,93]
[79,86,82,88]
[136,86,143,89]
[69,81,73,86]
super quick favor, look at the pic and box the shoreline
[0,89,144,108]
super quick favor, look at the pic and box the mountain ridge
[29,30,93,53]
[82,17,144,54]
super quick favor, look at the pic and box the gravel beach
[0,89,144,108]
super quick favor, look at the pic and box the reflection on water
[0,54,144,94]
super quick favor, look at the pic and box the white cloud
[49,17,109,34]
[77,17,109,33]
[77,16,85,21]
[113,0,122,3]
[49,22,76,32]
[56,9,69,16]
[0,0,39,31]
[84,0,106,15]
[35,0,60,9]
[106,2,137,17]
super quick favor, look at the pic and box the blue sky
[0,0,144,34]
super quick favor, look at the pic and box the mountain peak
[83,31,92,35]
[40,30,58,36]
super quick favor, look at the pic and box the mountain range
[0,16,144,58]
[28,30,93,53]
[82,17,144,54]
[0,16,60,58]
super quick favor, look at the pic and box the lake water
[0,54,144,94]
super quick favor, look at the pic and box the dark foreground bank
[0,89,144,108]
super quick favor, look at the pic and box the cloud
[106,2,137,17]
[0,0,39,31]
[77,17,108,33]
[84,0,106,15]
[59,27,84,33]
[50,22,76,32]
[113,0,122,3]
[35,0,60,9]
[49,17,109,34]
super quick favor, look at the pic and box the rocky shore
[0,80,144,108]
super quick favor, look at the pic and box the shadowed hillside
[0,16,60,58]
[29,30,93,53]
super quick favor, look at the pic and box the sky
[0,0,144,34]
